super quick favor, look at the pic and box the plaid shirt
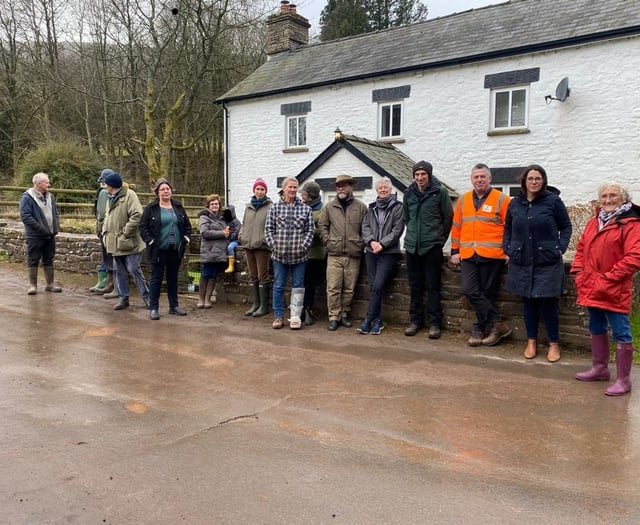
[265,197,314,264]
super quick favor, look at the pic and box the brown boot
[524,339,537,359]
[481,322,512,346]
[547,342,561,363]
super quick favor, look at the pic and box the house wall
[225,36,640,209]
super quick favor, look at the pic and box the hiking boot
[468,329,484,347]
[482,322,512,346]
[428,325,442,340]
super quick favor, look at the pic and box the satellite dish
[545,77,571,103]
[555,77,570,101]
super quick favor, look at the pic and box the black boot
[252,284,270,317]
[245,281,260,316]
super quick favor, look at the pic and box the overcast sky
[293,0,508,36]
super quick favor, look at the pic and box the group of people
[18,162,640,396]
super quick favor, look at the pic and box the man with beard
[318,174,368,331]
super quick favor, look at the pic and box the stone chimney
[266,1,310,58]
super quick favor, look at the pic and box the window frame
[490,85,530,132]
[378,100,403,140]
[285,114,307,149]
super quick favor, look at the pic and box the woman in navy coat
[503,165,572,362]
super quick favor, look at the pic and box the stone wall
[1,221,593,349]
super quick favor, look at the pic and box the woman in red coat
[571,182,640,396]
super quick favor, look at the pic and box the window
[287,115,306,148]
[379,101,403,139]
[372,85,410,140]
[281,101,311,151]
[485,68,539,134]
[491,86,529,130]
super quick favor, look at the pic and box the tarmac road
[1,261,639,524]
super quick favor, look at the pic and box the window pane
[298,117,306,146]
[495,92,509,128]
[511,89,526,127]
[288,118,298,146]
[381,105,391,137]
[391,104,402,136]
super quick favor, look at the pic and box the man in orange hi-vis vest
[450,163,512,347]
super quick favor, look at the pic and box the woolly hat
[253,178,268,192]
[412,160,433,176]
[98,168,115,184]
[104,172,123,189]
[301,181,321,199]
[152,177,172,194]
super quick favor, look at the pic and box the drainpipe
[222,101,229,205]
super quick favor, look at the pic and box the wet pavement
[1,261,639,524]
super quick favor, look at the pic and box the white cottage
[217,0,640,208]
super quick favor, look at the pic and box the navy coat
[503,189,572,298]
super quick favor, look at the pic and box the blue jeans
[112,253,149,301]
[364,252,398,321]
[588,307,632,343]
[523,297,559,342]
[227,240,238,256]
[272,260,306,318]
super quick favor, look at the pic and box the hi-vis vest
[451,189,509,260]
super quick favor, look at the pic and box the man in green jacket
[403,161,453,339]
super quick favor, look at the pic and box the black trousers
[26,236,56,267]
[406,247,443,327]
[460,258,504,332]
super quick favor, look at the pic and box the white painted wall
[225,36,640,210]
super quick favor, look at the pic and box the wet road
[1,262,639,524]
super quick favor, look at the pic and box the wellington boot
[90,271,108,293]
[100,272,115,294]
[197,278,208,309]
[43,266,62,292]
[204,278,217,309]
[605,342,634,396]
[252,284,270,317]
[245,281,260,316]
[27,266,38,295]
[576,333,611,382]
[224,256,235,274]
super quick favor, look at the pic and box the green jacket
[403,178,453,255]
[102,186,146,256]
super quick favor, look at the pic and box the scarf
[598,202,632,229]
[374,194,396,233]
[251,195,268,210]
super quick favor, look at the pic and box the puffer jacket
[503,189,572,298]
[403,178,453,255]
[240,197,272,251]
[362,196,404,254]
[571,203,640,314]
[199,209,229,264]
[318,196,368,258]
[102,186,146,256]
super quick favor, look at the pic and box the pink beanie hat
[253,178,268,192]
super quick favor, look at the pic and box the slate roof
[219,0,640,102]
[297,134,458,197]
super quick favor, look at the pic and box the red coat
[571,204,640,313]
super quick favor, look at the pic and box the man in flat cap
[318,174,368,331]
